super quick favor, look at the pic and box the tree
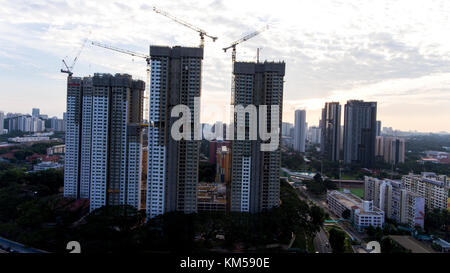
[341,209,351,220]
[329,228,346,253]
[310,205,325,228]
[365,225,376,238]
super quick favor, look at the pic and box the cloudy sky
[0,0,449,132]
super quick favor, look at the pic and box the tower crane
[61,38,89,76]
[91,41,150,125]
[223,25,269,63]
[152,6,218,48]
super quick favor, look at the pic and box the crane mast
[153,6,218,48]
[61,37,89,76]
[223,25,269,63]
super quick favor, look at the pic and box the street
[313,227,331,253]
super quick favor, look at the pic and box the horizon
[1,0,450,133]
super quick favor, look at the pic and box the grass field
[338,188,364,199]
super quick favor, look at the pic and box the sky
[0,0,449,133]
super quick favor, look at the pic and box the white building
[8,136,50,143]
[294,110,306,152]
[308,126,321,144]
[50,117,65,132]
[364,177,425,229]
[33,161,63,172]
[328,190,384,232]
[64,73,145,212]
[7,115,45,133]
[47,144,65,155]
[402,172,448,211]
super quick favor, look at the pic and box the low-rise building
[33,161,63,172]
[47,144,65,155]
[327,190,384,232]
[8,136,50,143]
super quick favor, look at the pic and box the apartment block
[308,126,321,144]
[64,73,145,212]
[294,110,306,152]
[364,176,425,229]
[230,61,285,213]
[375,136,405,164]
[146,46,203,218]
[343,100,377,167]
[402,172,448,210]
[320,102,341,161]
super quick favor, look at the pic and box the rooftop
[329,190,383,215]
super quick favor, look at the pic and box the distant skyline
[1,0,450,132]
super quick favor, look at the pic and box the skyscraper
[320,102,341,161]
[376,120,382,136]
[0,111,4,135]
[230,61,285,213]
[376,136,405,164]
[281,122,293,137]
[50,117,64,131]
[343,100,377,167]
[308,126,321,144]
[32,108,40,118]
[63,112,67,132]
[64,73,145,212]
[147,46,203,218]
[294,110,306,152]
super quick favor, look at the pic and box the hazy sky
[0,0,449,132]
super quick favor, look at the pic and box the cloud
[0,0,449,132]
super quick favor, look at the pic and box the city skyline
[1,1,450,133]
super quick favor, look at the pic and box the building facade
[308,126,321,144]
[294,110,306,152]
[230,61,285,213]
[146,46,203,218]
[7,115,45,133]
[282,122,293,137]
[343,100,377,167]
[0,111,4,135]
[320,102,341,161]
[364,176,425,228]
[64,73,145,212]
[328,190,384,232]
[402,172,448,211]
[32,108,40,118]
[50,117,65,132]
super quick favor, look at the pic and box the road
[0,236,48,253]
[286,179,332,253]
[287,179,365,245]
[313,227,331,253]
[300,187,364,243]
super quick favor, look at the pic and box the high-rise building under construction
[146,46,203,218]
[64,73,145,212]
[230,61,285,213]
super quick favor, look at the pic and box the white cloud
[0,0,449,132]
